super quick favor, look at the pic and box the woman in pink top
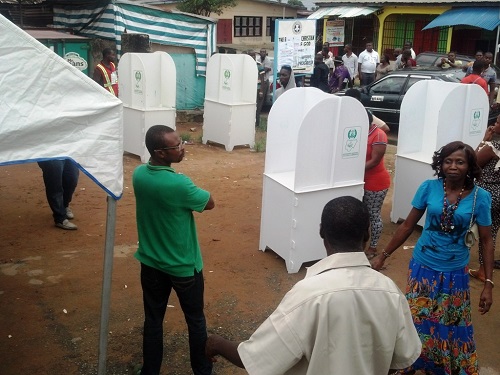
[364,111,391,259]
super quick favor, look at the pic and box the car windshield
[438,70,465,82]
[415,54,437,66]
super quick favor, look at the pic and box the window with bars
[266,17,277,37]
[266,17,294,42]
[381,14,447,56]
[234,16,262,37]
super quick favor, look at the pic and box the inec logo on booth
[134,70,143,94]
[343,126,361,158]
[135,71,142,87]
[222,69,232,90]
[469,108,482,135]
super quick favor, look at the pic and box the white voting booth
[391,81,489,226]
[203,54,257,151]
[259,88,368,273]
[119,52,176,162]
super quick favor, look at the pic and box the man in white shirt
[342,43,358,88]
[256,48,272,127]
[322,45,335,73]
[258,48,272,83]
[358,42,379,86]
[206,196,422,375]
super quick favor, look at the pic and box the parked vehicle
[415,51,474,67]
[336,67,499,130]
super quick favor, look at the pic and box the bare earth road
[0,123,498,374]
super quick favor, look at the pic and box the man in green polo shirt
[133,125,215,375]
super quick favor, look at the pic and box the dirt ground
[0,122,499,375]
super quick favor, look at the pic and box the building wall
[157,1,298,50]
[315,6,449,57]
[375,6,451,56]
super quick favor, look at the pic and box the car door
[361,75,408,126]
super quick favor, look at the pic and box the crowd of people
[130,45,499,373]
[130,120,498,375]
[38,45,499,375]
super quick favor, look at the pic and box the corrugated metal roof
[308,6,379,20]
[423,6,500,31]
[24,29,89,40]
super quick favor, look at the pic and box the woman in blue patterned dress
[372,141,495,374]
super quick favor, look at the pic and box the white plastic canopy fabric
[0,14,124,199]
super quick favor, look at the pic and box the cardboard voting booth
[119,52,177,162]
[259,88,368,273]
[391,81,489,226]
[203,54,257,151]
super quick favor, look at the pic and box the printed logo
[222,69,232,90]
[292,21,302,34]
[64,52,88,71]
[133,70,143,94]
[469,108,482,135]
[342,126,361,158]
[135,71,142,88]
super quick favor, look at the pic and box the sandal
[468,269,486,282]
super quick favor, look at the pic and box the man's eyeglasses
[155,141,186,152]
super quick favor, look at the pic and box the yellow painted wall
[374,6,452,54]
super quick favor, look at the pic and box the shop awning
[307,6,380,20]
[422,7,500,31]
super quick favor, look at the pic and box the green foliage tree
[177,0,237,17]
[287,0,304,7]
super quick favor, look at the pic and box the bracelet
[382,251,391,258]
[485,279,494,287]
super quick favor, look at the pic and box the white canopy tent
[0,15,123,375]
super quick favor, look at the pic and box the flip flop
[468,269,486,282]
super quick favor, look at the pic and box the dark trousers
[360,73,375,87]
[140,264,212,375]
[37,159,79,223]
[256,80,269,127]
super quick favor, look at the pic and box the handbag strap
[468,186,478,229]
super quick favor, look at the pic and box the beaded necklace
[440,179,465,233]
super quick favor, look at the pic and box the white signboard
[325,20,345,47]
[275,19,317,75]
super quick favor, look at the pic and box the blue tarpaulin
[423,7,500,31]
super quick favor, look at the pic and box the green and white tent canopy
[53,0,217,76]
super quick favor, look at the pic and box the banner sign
[275,19,317,75]
[325,20,345,47]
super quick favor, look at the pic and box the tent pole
[495,25,499,65]
[97,196,117,375]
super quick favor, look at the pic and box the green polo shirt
[133,163,210,277]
